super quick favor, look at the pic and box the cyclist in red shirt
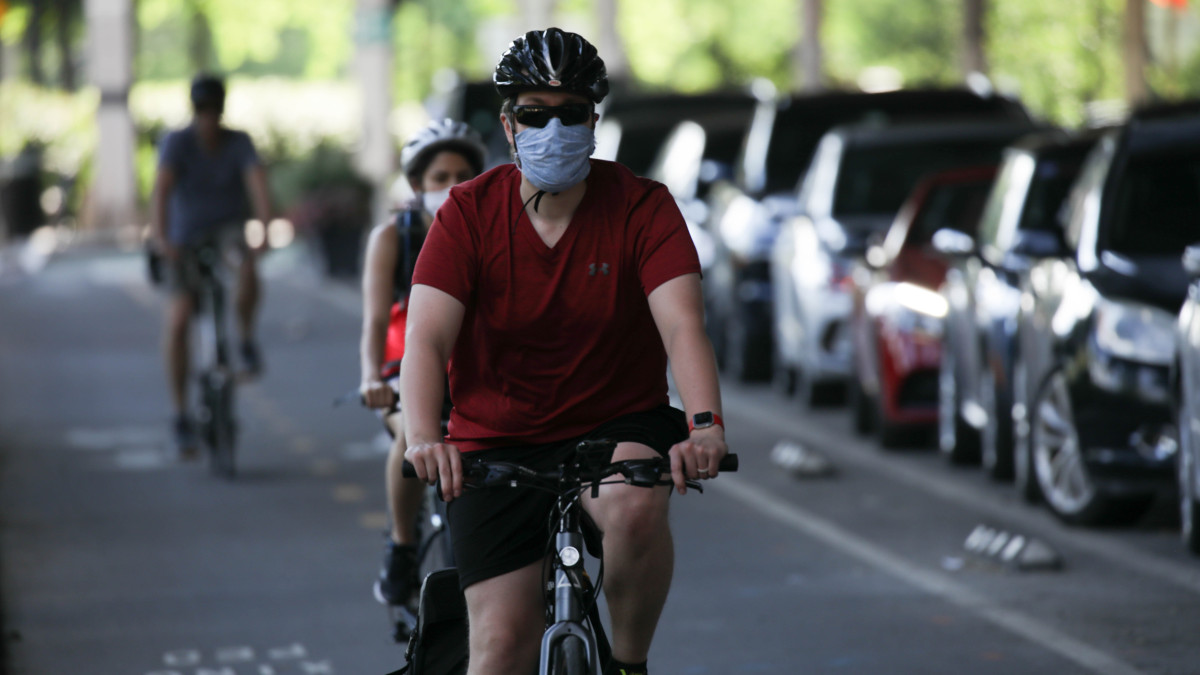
[359,120,487,607]
[401,28,728,675]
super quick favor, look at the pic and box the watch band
[688,411,724,432]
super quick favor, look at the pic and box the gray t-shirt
[158,126,260,245]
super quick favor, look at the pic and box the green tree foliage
[824,0,961,88]
[136,0,352,80]
[988,0,1125,125]
[619,0,798,92]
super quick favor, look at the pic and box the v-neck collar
[514,172,595,259]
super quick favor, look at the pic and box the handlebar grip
[719,453,738,472]
[402,460,417,479]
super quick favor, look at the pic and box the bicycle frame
[193,244,237,477]
[540,460,604,675]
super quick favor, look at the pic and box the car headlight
[865,282,946,337]
[1093,297,1176,366]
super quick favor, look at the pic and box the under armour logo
[588,262,610,276]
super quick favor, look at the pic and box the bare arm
[151,165,176,257]
[400,283,466,498]
[244,164,273,252]
[648,273,727,493]
[359,223,399,408]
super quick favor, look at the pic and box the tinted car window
[833,140,1011,216]
[1019,156,1086,235]
[1105,149,1200,255]
[976,153,1022,249]
[908,180,994,245]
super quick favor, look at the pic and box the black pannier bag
[386,568,468,675]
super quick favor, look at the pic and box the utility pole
[963,0,988,76]
[355,0,395,225]
[84,0,136,236]
[1125,0,1150,107]
[795,0,823,92]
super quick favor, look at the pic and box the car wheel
[1012,355,1041,503]
[1031,370,1151,525]
[1178,386,1200,555]
[726,305,772,382]
[981,366,1015,481]
[938,340,979,464]
[773,343,797,397]
[798,366,845,408]
[848,360,875,435]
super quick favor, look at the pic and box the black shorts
[446,404,687,590]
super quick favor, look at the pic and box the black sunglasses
[511,104,593,128]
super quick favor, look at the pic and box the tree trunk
[594,0,628,81]
[24,0,46,85]
[795,0,823,91]
[1125,0,1149,107]
[188,0,214,72]
[57,0,79,90]
[963,0,988,76]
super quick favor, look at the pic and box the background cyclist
[151,73,273,456]
[359,119,487,608]
[400,28,728,675]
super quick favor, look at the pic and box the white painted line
[724,396,1200,596]
[713,474,1146,675]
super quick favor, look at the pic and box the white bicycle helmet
[400,119,487,182]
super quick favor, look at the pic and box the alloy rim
[1032,372,1094,515]
[938,345,956,454]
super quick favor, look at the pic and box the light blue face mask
[513,118,596,194]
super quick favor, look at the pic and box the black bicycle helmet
[190,74,226,112]
[493,27,609,104]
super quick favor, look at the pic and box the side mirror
[864,232,888,269]
[932,228,976,258]
[1011,229,1067,259]
[1184,243,1200,279]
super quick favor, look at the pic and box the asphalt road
[2,242,1199,675]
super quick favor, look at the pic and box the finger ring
[697,468,710,475]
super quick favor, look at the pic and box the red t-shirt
[411,160,701,452]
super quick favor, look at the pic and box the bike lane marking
[724,394,1200,596]
[712,474,1145,675]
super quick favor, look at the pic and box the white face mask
[422,188,452,216]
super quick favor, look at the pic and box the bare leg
[463,561,545,675]
[165,294,194,415]
[384,412,425,545]
[584,442,674,664]
[235,251,260,343]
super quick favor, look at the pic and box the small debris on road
[771,440,835,478]
[964,524,1063,571]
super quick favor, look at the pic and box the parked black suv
[1014,105,1200,525]
[702,86,1030,382]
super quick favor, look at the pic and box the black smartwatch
[689,411,724,433]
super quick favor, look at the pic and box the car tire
[798,366,846,408]
[981,366,1015,482]
[938,339,980,465]
[726,304,772,382]
[1012,354,1041,503]
[1178,384,1200,555]
[1030,370,1152,526]
[848,361,875,435]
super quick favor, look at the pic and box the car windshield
[1019,156,1086,234]
[907,179,994,245]
[1105,149,1200,256]
[833,139,1011,217]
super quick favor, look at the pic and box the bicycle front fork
[539,529,600,674]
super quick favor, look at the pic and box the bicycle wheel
[206,373,237,478]
[548,635,589,675]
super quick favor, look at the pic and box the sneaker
[239,340,263,377]
[173,414,199,460]
[373,538,418,606]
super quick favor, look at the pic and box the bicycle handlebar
[401,441,737,494]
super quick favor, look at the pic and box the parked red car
[849,166,998,446]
